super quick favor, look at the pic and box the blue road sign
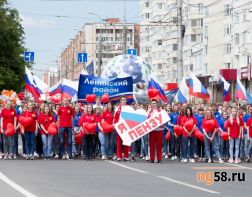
[24,51,35,62]
[78,52,88,63]
[127,48,137,56]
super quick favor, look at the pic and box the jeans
[0,134,4,153]
[52,135,59,155]
[83,134,95,159]
[196,139,205,158]
[108,131,116,157]
[244,136,252,158]
[182,136,195,160]
[220,136,229,159]
[162,130,169,155]
[21,134,26,154]
[72,127,80,154]
[24,132,35,156]
[13,132,19,155]
[3,135,15,155]
[204,133,221,160]
[41,134,53,157]
[239,137,245,158]
[58,127,72,158]
[229,138,240,159]
[141,134,149,157]
[98,132,109,156]
[169,129,176,157]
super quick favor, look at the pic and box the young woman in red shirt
[79,104,96,160]
[38,105,55,159]
[181,107,197,163]
[0,100,17,160]
[20,101,38,160]
[226,107,244,164]
[98,102,114,160]
[114,96,130,161]
[202,108,223,163]
[245,108,252,162]
[148,99,163,163]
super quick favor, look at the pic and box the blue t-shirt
[73,113,82,127]
[169,112,179,125]
[243,113,251,134]
[195,114,204,132]
[218,117,228,132]
[214,111,221,121]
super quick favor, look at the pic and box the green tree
[0,0,26,92]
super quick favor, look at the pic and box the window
[203,6,208,16]
[204,26,208,39]
[191,34,196,42]
[157,2,163,9]
[198,4,203,14]
[157,39,162,45]
[145,13,150,19]
[224,24,232,35]
[204,45,208,55]
[172,57,177,64]
[158,64,162,70]
[234,12,239,24]
[224,4,232,16]
[144,2,149,8]
[224,43,232,54]
[242,31,247,44]
[191,19,197,27]
[235,33,240,45]
[173,44,178,51]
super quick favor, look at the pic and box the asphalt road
[0,159,251,197]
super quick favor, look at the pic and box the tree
[0,0,26,92]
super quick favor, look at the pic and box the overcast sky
[8,0,140,78]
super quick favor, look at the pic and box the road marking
[224,163,252,170]
[107,161,149,174]
[0,172,37,197]
[157,176,220,194]
[108,161,220,194]
[192,166,244,170]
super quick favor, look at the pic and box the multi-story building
[60,19,140,80]
[43,66,59,87]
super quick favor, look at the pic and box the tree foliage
[0,0,26,92]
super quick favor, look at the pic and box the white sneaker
[117,158,121,161]
[54,154,59,159]
[124,158,129,161]
[208,159,211,163]
[228,158,233,163]
[234,159,239,164]
[0,154,2,159]
[190,159,196,163]
[102,155,107,160]
[174,156,177,159]
[219,159,224,164]
[145,156,149,161]
[4,155,8,160]
[62,154,67,160]
[113,156,117,160]
[171,156,175,161]
[13,155,17,159]
[165,155,168,159]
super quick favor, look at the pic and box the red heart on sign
[101,120,114,133]
[47,122,58,136]
[101,93,110,104]
[147,89,159,99]
[19,116,33,128]
[185,121,194,132]
[221,132,229,141]
[195,128,204,142]
[174,125,183,136]
[84,123,96,134]
[205,119,216,132]
[5,123,15,136]
[165,131,171,141]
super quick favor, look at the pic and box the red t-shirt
[202,118,219,133]
[246,118,252,138]
[101,111,113,124]
[177,115,184,126]
[181,116,197,137]
[1,108,16,129]
[38,113,55,135]
[226,117,244,138]
[79,114,96,125]
[58,106,74,128]
[95,114,102,123]
[20,111,37,132]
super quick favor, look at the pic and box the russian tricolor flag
[188,72,210,100]
[148,78,168,103]
[220,75,231,101]
[235,79,247,100]
[62,79,78,99]
[25,66,48,101]
[174,77,190,103]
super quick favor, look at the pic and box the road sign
[78,53,88,63]
[127,48,137,56]
[24,51,35,62]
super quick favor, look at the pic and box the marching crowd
[0,96,252,164]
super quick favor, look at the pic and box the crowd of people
[0,96,252,164]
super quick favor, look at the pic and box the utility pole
[98,26,102,77]
[122,0,127,54]
[177,0,184,83]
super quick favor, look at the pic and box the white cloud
[20,15,56,28]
